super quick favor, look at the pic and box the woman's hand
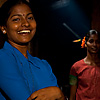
[27,86,65,100]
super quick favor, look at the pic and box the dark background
[30,0,92,97]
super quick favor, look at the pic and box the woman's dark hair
[0,0,33,26]
[85,30,100,43]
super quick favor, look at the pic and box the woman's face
[3,3,36,45]
[86,34,100,54]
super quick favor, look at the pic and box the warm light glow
[73,39,81,42]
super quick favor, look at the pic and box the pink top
[70,59,100,100]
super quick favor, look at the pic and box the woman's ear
[0,26,7,34]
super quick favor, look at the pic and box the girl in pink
[69,30,100,100]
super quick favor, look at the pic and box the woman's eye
[12,18,20,22]
[28,16,34,20]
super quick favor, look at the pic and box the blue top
[0,42,58,100]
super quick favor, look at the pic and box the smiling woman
[2,4,36,48]
[0,0,64,100]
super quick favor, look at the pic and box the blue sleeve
[0,54,30,100]
[41,59,59,87]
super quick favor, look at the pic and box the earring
[3,30,6,34]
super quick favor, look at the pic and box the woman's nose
[93,41,97,46]
[21,19,30,27]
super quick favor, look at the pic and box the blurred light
[73,39,81,42]
[51,0,70,9]
[0,0,7,7]
[63,22,81,39]
[26,0,30,2]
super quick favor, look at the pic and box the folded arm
[27,86,65,100]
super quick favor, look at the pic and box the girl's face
[2,3,36,45]
[86,34,100,54]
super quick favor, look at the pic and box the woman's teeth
[18,30,30,33]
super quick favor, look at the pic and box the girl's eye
[89,39,94,43]
[96,40,100,44]
[12,18,20,22]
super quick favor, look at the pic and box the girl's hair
[85,30,100,43]
[0,0,33,26]
[81,30,100,48]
